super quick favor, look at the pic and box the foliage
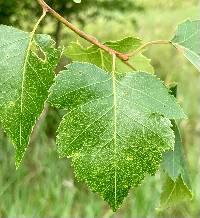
[48,62,184,210]
[65,37,154,73]
[0,0,199,214]
[159,175,193,209]
[171,20,200,71]
[160,122,193,209]
[0,25,61,167]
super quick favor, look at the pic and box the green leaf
[0,25,61,167]
[160,85,192,209]
[171,20,200,71]
[48,62,185,211]
[65,37,154,73]
[160,121,192,209]
[162,122,192,189]
[159,175,192,210]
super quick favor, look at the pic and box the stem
[111,53,117,208]
[31,8,47,35]
[36,0,129,62]
[124,61,136,71]
[36,1,173,71]
[127,40,171,57]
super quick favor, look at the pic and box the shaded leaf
[160,122,192,209]
[160,84,192,209]
[162,122,192,189]
[159,175,192,210]
[0,25,61,167]
[48,62,185,211]
[65,37,154,73]
[171,20,200,71]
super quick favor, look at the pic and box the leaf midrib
[111,67,117,209]
[19,34,32,148]
[19,30,37,148]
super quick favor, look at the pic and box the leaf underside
[0,25,61,167]
[65,37,154,73]
[48,62,185,211]
[172,19,200,71]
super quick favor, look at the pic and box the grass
[0,2,199,217]
[0,131,164,217]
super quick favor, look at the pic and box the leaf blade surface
[48,62,185,211]
[65,37,154,73]
[0,25,61,167]
[172,20,200,71]
[160,121,192,209]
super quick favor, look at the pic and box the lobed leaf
[171,20,200,71]
[48,62,185,211]
[0,25,61,167]
[65,37,154,73]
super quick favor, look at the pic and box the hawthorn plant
[0,0,199,212]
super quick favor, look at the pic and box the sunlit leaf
[48,62,185,211]
[65,37,154,73]
[171,20,200,71]
[0,25,61,167]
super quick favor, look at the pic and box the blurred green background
[0,0,199,217]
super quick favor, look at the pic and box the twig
[127,40,171,57]
[36,1,173,71]
[124,61,136,71]
[36,0,129,62]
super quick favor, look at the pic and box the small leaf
[160,83,192,209]
[131,55,154,74]
[159,175,192,210]
[160,122,192,209]
[171,20,200,71]
[48,62,185,211]
[65,37,154,73]
[162,122,192,189]
[0,25,61,167]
